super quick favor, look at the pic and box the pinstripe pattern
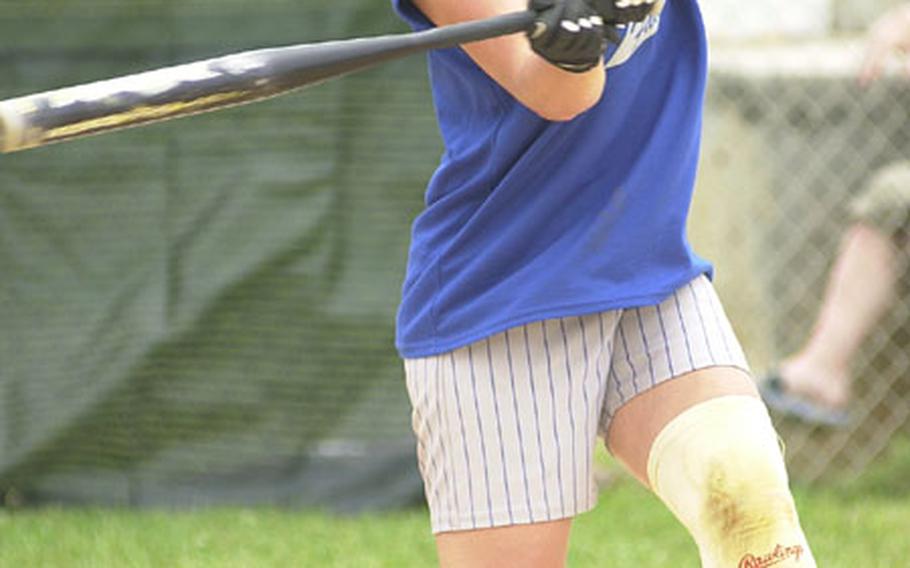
[404,275,749,533]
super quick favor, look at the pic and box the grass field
[2,438,908,567]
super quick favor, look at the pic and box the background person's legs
[774,222,898,412]
[764,161,910,423]
[761,222,903,426]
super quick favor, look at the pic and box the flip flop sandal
[759,371,850,428]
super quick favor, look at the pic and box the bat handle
[415,10,538,51]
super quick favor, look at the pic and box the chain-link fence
[696,0,910,481]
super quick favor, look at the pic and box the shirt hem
[397,269,712,359]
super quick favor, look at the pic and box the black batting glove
[588,0,662,26]
[527,0,608,73]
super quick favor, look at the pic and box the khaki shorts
[403,275,750,533]
[849,161,910,240]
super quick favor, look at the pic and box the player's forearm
[473,34,606,121]
[414,0,606,121]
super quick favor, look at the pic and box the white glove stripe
[615,0,655,7]
[560,20,582,33]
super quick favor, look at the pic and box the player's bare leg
[776,223,898,411]
[607,366,757,487]
[435,518,572,568]
[608,367,816,567]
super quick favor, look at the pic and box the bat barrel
[0,102,25,153]
[0,10,537,153]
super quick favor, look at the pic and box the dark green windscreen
[0,0,439,509]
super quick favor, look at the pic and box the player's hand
[858,4,910,87]
[588,0,663,26]
[528,0,609,73]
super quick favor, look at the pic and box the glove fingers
[551,5,587,54]
[562,16,605,69]
[529,1,606,72]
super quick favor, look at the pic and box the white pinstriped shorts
[403,275,750,534]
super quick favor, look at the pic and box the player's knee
[647,396,815,568]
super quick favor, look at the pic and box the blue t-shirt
[393,0,712,358]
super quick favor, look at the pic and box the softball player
[393,0,817,565]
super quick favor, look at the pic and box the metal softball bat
[0,10,537,153]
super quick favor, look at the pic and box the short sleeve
[391,0,435,31]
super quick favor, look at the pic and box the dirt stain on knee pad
[702,462,802,565]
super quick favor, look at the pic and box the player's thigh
[600,275,757,486]
[436,518,572,568]
[607,366,758,486]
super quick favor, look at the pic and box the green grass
[0,485,906,567]
[2,440,908,567]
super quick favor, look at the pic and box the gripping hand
[527,0,608,73]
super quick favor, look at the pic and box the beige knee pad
[647,396,816,568]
